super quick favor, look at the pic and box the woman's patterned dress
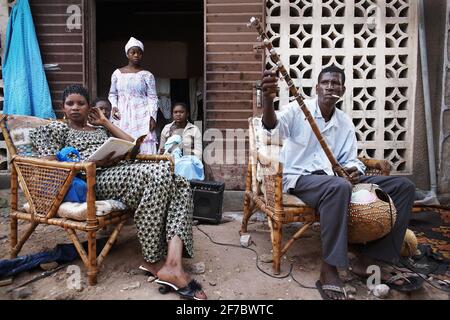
[30,122,193,262]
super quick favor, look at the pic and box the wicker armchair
[0,115,174,285]
[241,117,391,274]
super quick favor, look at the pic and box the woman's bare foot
[140,260,165,276]
[157,264,207,300]
[350,255,405,286]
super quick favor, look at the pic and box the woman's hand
[94,151,125,168]
[88,107,109,127]
[149,118,156,132]
[112,107,121,121]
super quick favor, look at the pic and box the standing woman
[109,37,158,154]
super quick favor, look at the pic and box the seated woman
[29,85,207,300]
[159,102,202,160]
[159,102,204,181]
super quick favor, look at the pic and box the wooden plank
[207,91,253,100]
[207,52,262,62]
[46,72,84,82]
[32,15,74,24]
[35,25,82,34]
[207,0,262,4]
[30,0,82,5]
[207,62,262,72]
[206,71,261,81]
[207,23,254,33]
[206,110,254,120]
[206,119,249,129]
[40,44,83,53]
[207,32,258,42]
[38,34,83,44]
[30,4,77,14]
[207,82,254,91]
[207,4,262,14]
[206,43,256,52]
[42,53,83,63]
[206,100,253,110]
[47,82,83,91]
[207,13,263,23]
[46,63,84,73]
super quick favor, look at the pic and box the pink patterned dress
[108,69,158,154]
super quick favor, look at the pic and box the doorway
[94,0,204,141]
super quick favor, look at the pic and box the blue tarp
[2,0,55,119]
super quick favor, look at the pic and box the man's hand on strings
[345,166,361,185]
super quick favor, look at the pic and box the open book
[86,137,135,162]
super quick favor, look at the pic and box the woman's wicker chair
[0,115,174,285]
[241,117,391,274]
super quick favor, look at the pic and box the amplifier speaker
[190,180,225,224]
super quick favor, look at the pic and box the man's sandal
[316,280,348,300]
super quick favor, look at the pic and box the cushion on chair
[23,200,128,221]
[6,115,52,157]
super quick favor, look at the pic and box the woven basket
[348,183,397,244]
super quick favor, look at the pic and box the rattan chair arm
[0,115,18,157]
[12,155,95,172]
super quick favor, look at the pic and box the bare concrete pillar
[438,1,450,199]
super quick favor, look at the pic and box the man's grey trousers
[290,175,415,267]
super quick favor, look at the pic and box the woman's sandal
[156,279,207,300]
[350,267,424,293]
[138,265,158,282]
[382,273,424,292]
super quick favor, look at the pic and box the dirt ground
[0,189,448,301]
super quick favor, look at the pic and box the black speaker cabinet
[190,180,225,224]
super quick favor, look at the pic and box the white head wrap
[125,37,144,56]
